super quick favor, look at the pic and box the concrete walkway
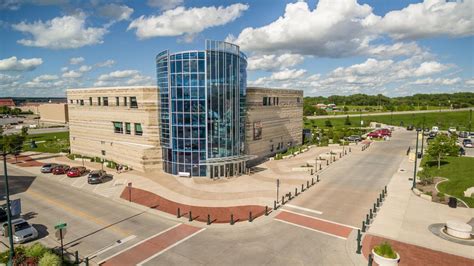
[367,145,474,259]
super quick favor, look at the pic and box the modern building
[67,86,162,172]
[245,87,303,166]
[66,40,303,178]
[38,103,69,124]
[156,40,252,177]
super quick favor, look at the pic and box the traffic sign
[54,222,67,230]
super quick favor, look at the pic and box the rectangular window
[98,97,101,106]
[76,100,79,104]
[297,97,301,103]
[130,97,138,108]
[113,121,123,133]
[115,97,119,106]
[125,122,131,134]
[253,121,262,140]
[70,100,73,104]
[134,123,143,136]
[89,97,92,105]
[263,97,268,106]
[103,97,108,106]
[80,99,84,106]
[124,97,128,106]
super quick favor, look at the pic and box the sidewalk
[367,148,474,259]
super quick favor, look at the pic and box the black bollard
[189,210,193,222]
[75,251,79,264]
[312,177,314,185]
[339,153,342,158]
[384,185,387,194]
[295,187,298,196]
[369,209,373,219]
[249,211,253,222]
[368,254,373,266]
[317,175,320,182]
[319,164,322,170]
[230,214,234,225]
[311,168,314,175]
[307,180,310,189]
[265,205,269,216]
[381,191,385,200]
[289,192,292,200]
[349,147,351,152]
[376,198,380,207]
[301,184,304,192]
[373,203,377,213]
[366,214,370,224]
[177,208,180,218]
[362,221,366,232]
[356,229,362,254]
[327,160,329,166]
[85,257,89,266]
[274,200,277,210]
[282,196,285,205]
[207,214,211,225]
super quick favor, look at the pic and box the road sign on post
[54,222,67,263]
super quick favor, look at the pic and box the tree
[303,104,317,116]
[426,134,458,169]
[418,168,434,185]
[325,119,333,127]
[344,115,351,125]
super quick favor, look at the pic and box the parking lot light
[413,128,421,189]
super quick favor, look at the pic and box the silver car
[1,218,38,243]
[40,163,58,173]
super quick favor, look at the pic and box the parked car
[88,170,109,184]
[448,127,457,133]
[378,128,392,137]
[406,125,414,131]
[463,139,473,148]
[67,166,88,177]
[458,131,468,138]
[40,163,58,173]
[431,126,439,133]
[367,131,382,138]
[345,135,361,142]
[1,218,38,243]
[0,208,7,223]
[52,164,70,175]
[423,128,430,135]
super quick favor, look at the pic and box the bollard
[85,257,89,266]
[379,193,383,202]
[301,184,304,192]
[319,164,322,170]
[307,180,310,189]
[356,229,362,254]
[317,175,320,182]
[366,214,370,224]
[349,147,351,152]
[384,185,387,194]
[373,203,377,213]
[295,187,298,196]
[207,214,211,225]
[274,200,277,210]
[381,191,385,200]
[265,205,269,216]
[362,221,366,233]
[282,196,285,205]
[345,150,347,155]
[376,198,380,207]
[177,208,181,218]
[339,153,342,158]
[75,250,79,264]
[230,214,234,225]
[289,192,292,200]
[311,168,314,175]
[327,160,329,166]
[311,177,314,185]
[369,209,373,219]
[249,211,253,222]
[189,211,193,222]
[368,254,373,266]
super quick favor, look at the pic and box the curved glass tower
[156,40,249,177]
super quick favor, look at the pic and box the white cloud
[465,79,474,86]
[61,66,68,72]
[13,12,108,49]
[270,68,306,81]
[32,74,58,82]
[0,56,43,71]
[95,69,153,86]
[128,4,248,40]
[412,77,461,85]
[147,0,183,10]
[69,57,84,65]
[62,70,82,78]
[0,73,20,84]
[379,0,474,40]
[98,3,133,21]
[96,59,115,67]
[78,65,92,72]
[413,61,449,77]
[247,53,304,71]
[0,0,67,10]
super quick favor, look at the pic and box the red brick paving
[121,187,270,224]
[100,223,203,266]
[274,211,353,239]
[362,234,474,266]
[6,155,44,167]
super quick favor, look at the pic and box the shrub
[373,241,397,259]
[324,119,333,127]
[418,168,434,185]
[425,191,433,196]
[38,252,61,266]
[66,154,75,160]
[25,243,48,259]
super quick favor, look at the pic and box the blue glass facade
[156,40,248,177]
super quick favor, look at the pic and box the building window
[263,97,268,106]
[130,97,138,108]
[296,97,300,103]
[101,150,106,156]
[80,100,84,106]
[113,121,123,133]
[270,144,274,152]
[70,100,73,104]
[134,123,143,136]
[125,122,131,134]
[89,97,92,105]
[124,97,128,106]
[115,97,119,106]
[103,97,108,106]
[98,97,101,106]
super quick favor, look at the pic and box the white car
[431,126,439,133]
[1,218,38,243]
[448,127,456,133]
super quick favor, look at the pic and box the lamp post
[420,116,425,156]
[2,152,15,265]
[412,128,421,189]
[469,109,472,133]
[359,110,362,138]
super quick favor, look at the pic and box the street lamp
[420,116,425,156]
[1,151,15,265]
[412,128,421,189]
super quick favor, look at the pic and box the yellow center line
[26,189,131,236]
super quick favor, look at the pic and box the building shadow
[0,174,36,198]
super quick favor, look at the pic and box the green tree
[426,134,459,169]
[315,108,328,116]
[303,104,317,116]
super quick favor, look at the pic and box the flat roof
[67,85,157,92]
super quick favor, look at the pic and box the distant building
[0,98,16,107]
[315,103,327,109]
[38,103,69,124]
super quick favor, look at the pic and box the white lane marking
[86,235,136,259]
[274,219,348,240]
[280,210,360,230]
[284,204,323,215]
[137,228,206,266]
[97,223,182,265]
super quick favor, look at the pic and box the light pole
[469,109,472,133]
[2,152,15,265]
[359,110,362,138]
[420,116,425,156]
[390,110,393,126]
[412,128,421,189]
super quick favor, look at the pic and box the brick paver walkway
[362,234,474,265]
[6,155,44,167]
[121,187,270,223]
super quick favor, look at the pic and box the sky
[0,0,473,97]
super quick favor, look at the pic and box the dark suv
[88,170,109,184]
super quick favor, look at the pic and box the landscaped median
[120,187,270,224]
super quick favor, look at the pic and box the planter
[372,249,400,266]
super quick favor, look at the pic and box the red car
[378,128,392,137]
[67,166,87,177]
[367,131,382,138]
[52,164,70,175]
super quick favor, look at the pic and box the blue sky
[0,0,473,97]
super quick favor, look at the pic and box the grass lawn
[305,110,472,131]
[23,131,70,153]
[422,156,474,207]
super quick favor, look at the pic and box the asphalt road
[306,108,471,120]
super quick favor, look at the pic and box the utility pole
[420,116,425,156]
[2,153,15,265]
[412,129,420,190]
[470,109,472,133]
